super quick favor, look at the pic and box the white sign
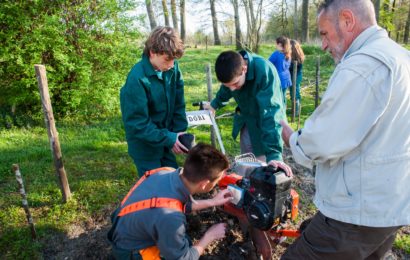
[186,111,213,126]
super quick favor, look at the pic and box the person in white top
[280,0,410,259]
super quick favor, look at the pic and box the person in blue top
[120,26,189,177]
[289,39,305,116]
[268,36,292,104]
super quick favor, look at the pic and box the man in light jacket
[280,0,410,259]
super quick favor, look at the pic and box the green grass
[1,45,408,258]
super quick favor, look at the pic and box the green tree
[0,0,142,125]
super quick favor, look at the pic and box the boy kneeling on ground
[108,143,233,259]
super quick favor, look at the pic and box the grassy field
[1,45,409,258]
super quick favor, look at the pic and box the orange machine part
[290,189,299,220]
[218,173,243,189]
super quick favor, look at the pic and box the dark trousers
[133,148,178,177]
[282,212,401,260]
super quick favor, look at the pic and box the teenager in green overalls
[204,50,292,258]
[120,26,188,177]
[205,50,289,164]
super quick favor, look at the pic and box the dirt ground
[42,148,410,259]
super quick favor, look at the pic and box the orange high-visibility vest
[115,167,185,260]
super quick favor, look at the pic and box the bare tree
[146,0,157,30]
[294,0,298,40]
[162,0,170,26]
[243,0,252,45]
[301,0,309,42]
[374,0,381,22]
[170,0,179,30]
[405,1,410,44]
[180,0,186,41]
[210,0,221,45]
[231,0,242,49]
[280,0,289,35]
[242,0,264,52]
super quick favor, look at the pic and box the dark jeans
[281,212,401,260]
[133,148,178,177]
[289,83,301,101]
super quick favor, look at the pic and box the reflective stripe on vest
[119,167,185,217]
[121,167,175,206]
[118,197,183,216]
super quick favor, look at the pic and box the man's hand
[202,101,216,116]
[172,132,189,154]
[204,223,227,241]
[267,160,293,177]
[194,223,227,256]
[211,189,233,207]
[280,120,294,147]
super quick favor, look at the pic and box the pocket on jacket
[316,161,354,208]
[362,151,410,218]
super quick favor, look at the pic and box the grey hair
[317,0,376,26]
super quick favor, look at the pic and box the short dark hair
[215,51,244,83]
[143,26,184,59]
[183,143,229,183]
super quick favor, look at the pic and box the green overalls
[211,50,285,162]
[120,55,187,176]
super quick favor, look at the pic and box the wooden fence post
[205,63,217,148]
[34,65,71,203]
[315,56,320,109]
[12,164,37,239]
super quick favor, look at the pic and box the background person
[120,26,188,177]
[289,39,305,116]
[268,36,292,104]
[109,143,232,260]
[280,0,410,259]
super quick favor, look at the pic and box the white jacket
[290,26,410,227]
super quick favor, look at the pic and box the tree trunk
[294,0,298,40]
[404,2,410,44]
[374,0,381,23]
[146,0,157,30]
[301,0,309,43]
[243,0,252,45]
[254,0,263,53]
[210,0,221,45]
[383,0,390,36]
[232,0,242,49]
[280,0,288,35]
[162,0,170,26]
[170,0,178,30]
[180,0,186,42]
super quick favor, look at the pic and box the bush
[0,1,143,125]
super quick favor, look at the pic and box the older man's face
[318,10,347,63]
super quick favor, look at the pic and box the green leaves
[0,0,142,126]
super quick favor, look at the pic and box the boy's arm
[256,65,284,162]
[210,85,233,110]
[156,213,200,260]
[171,62,188,132]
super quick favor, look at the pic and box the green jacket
[120,55,187,160]
[211,51,285,161]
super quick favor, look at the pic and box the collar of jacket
[239,50,255,81]
[342,25,387,62]
[141,54,175,79]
